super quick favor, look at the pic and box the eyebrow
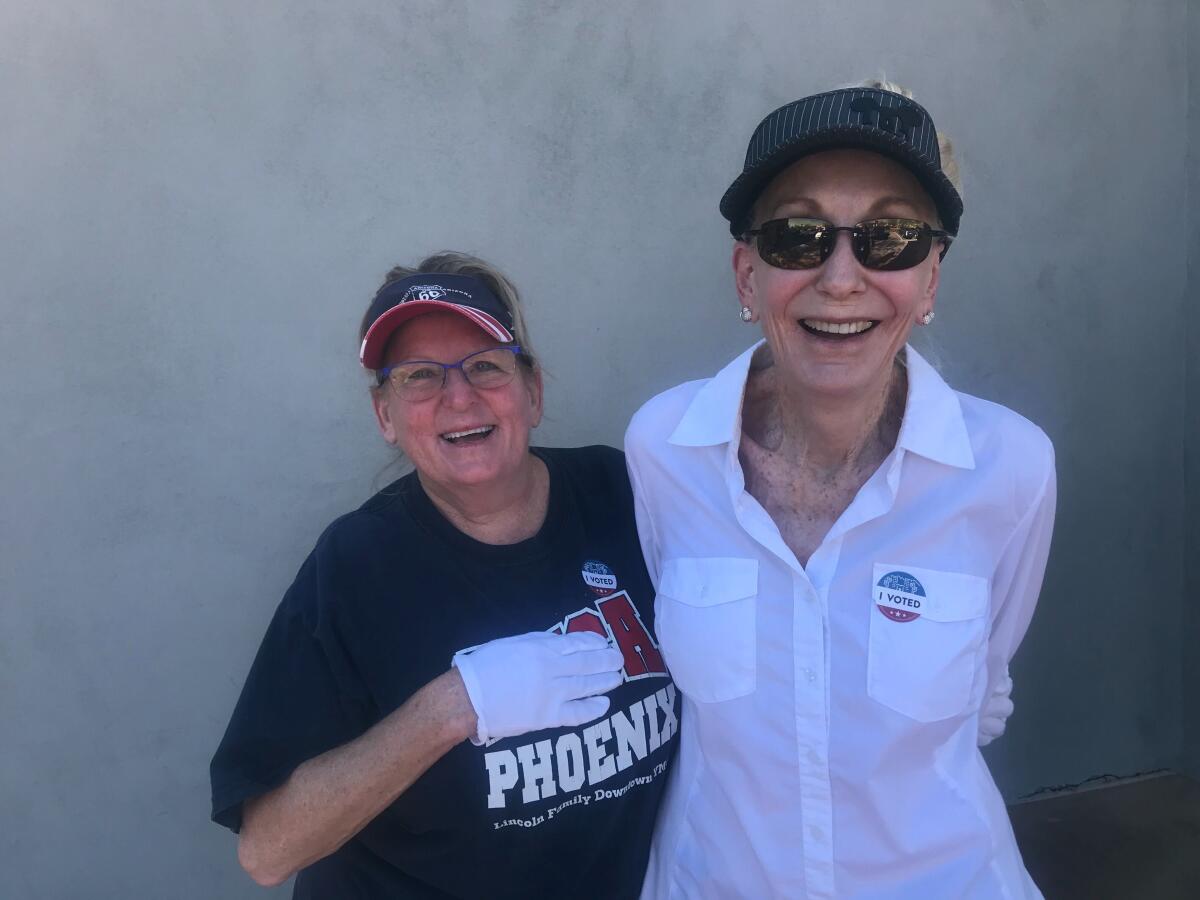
[768,196,822,218]
[863,195,926,217]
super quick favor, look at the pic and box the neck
[419,452,550,545]
[744,349,906,475]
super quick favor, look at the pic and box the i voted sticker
[875,570,925,623]
[582,560,618,596]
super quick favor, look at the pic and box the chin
[781,342,904,400]
[778,358,877,396]
[438,459,508,486]
[439,447,527,486]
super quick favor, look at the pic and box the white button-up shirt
[626,343,1055,900]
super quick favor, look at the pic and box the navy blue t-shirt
[210,446,678,899]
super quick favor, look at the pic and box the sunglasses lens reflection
[755,218,937,272]
[861,220,931,271]
[758,219,828,269]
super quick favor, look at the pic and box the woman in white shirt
[626,82,1055,899]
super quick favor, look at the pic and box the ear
[732,240,758,320]
[371,386,400,445]
[525,368,545,429]
[922,245,942,316]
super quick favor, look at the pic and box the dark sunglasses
[744,217,953,271]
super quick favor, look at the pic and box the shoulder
[956,390,1055,501]
[320,480,413,561]
[278,483,414,620]
[540,442,624,468]
[625,378,708,454]
[957,390,1054,469]
[539,444,630,493]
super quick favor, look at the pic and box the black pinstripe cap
[720,87,963,238]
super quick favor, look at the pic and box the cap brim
[720,124,963,237]
[359,301,515,369]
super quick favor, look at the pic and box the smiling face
[371,311,543,495]
[733,148,943,401]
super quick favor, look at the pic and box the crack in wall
[1017,768,1174,803]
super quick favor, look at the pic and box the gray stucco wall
[1185,0,1200,781]
[0,2,1192,897]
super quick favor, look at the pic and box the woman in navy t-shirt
[210,252,677,898]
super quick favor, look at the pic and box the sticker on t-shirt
[875,570,926,623]
[581,559,619,596]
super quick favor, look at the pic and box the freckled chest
[735,362,904,570]
[738,441,870,568]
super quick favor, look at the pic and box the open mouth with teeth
[800,319,878,339]
[441,425,496,445]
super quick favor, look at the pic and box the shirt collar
[668,341,976,471]
[668,341,760,447]
[896,345,975,469]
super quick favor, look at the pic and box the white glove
[452,631,624,745]
[977,669,1015,747]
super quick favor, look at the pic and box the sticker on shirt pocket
[867,563,989,722]
[875,570,927,622]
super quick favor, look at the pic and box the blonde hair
[360,251,540,383]
[855,78,962,201]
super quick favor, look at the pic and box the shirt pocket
[867,563,989,723]
[656,557,757,703]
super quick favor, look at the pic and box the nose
[440,365,481,408]
[814,231,867,299]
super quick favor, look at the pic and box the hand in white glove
[977,669,1015,747]
[452,631,624,745]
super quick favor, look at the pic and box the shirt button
[804,667,817,683]
[808,748,822,766]
[809,825,824,842]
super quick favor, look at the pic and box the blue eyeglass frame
[377,344,525,391]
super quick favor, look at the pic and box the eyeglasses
[378,345,525,401]
[744,217,953,271]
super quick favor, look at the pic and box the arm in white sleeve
[625,433,663,591]
[981,446,1057,743]
[977,669,1015,747]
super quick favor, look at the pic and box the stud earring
[920,311,935,326]
[740,306,754,323]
